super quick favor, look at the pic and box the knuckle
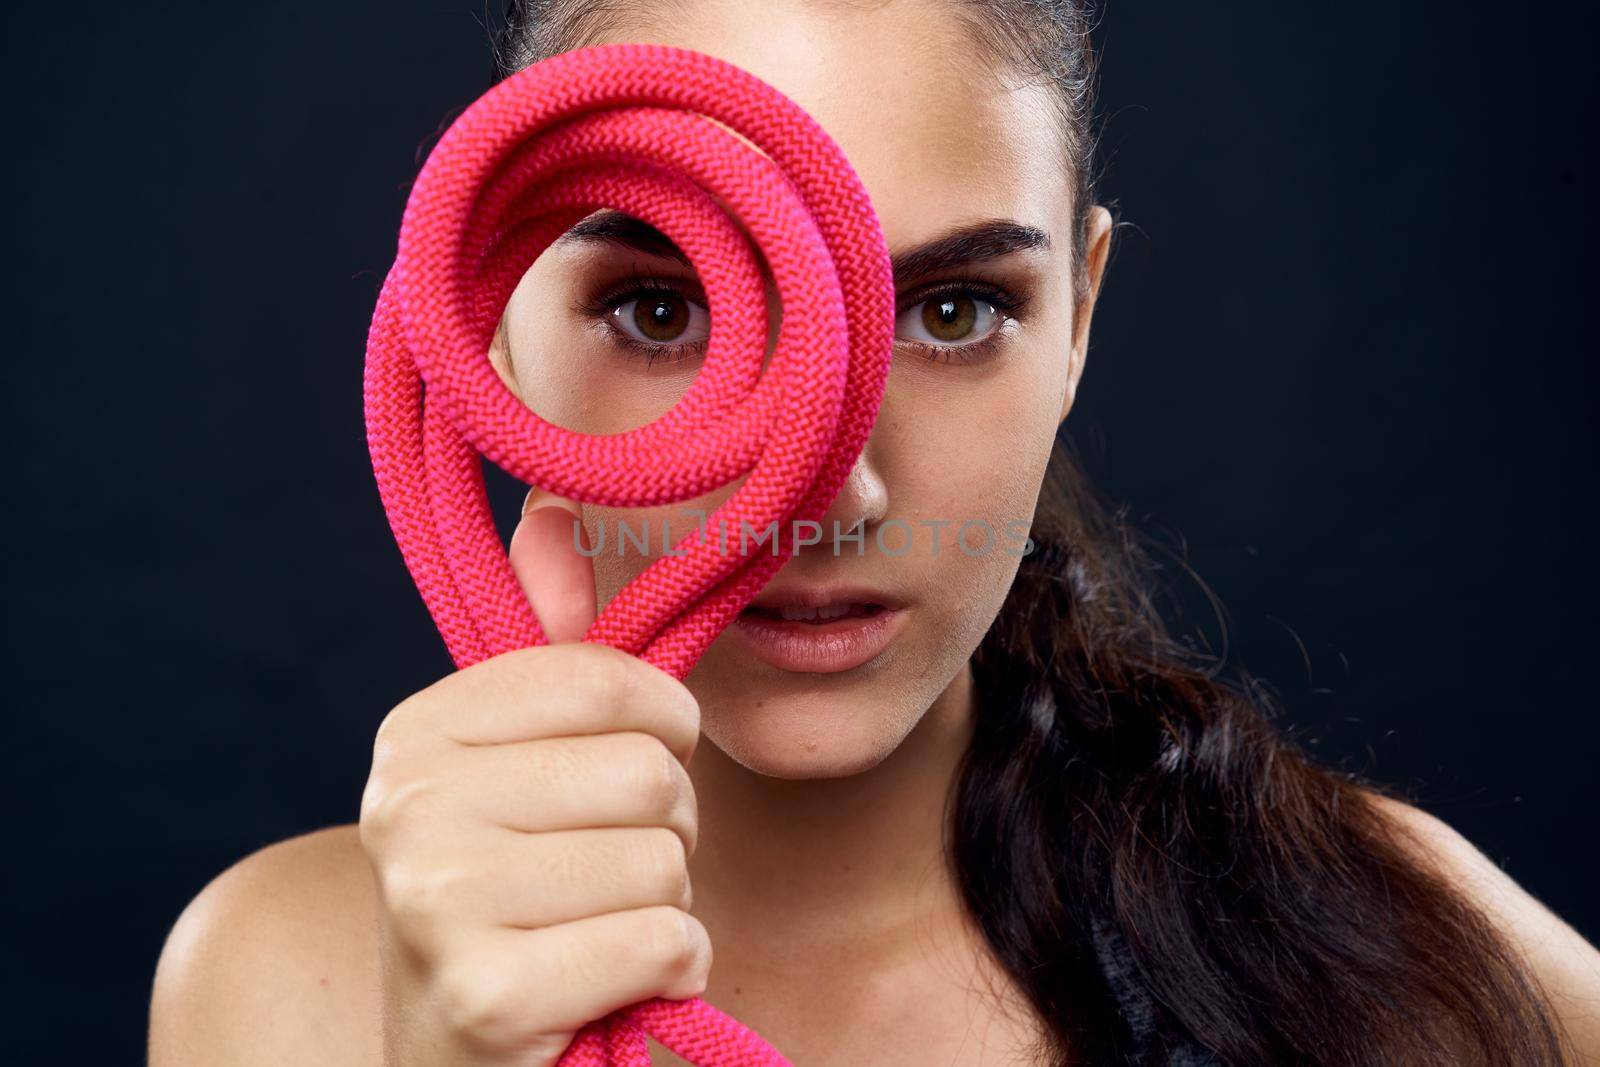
[357,776,399,850]
[433,955,534,1055]
[645,905,693,965]
[637,828,691,910]
[644,907,707,989]
[597,646,673,722]
[358,766,438,849]
[529,642,624,730]
[624,734,685,818]
[667,680,702,739]
[374,688,432,758]
[379,858,467,947]
[583,646,631,723]
[639,662,700,735]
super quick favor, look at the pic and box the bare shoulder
[1368,794,1600,1061]
[148,823,382,1067]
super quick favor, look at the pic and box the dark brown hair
[491,2,1572,1062]
[966,443,1570,1063]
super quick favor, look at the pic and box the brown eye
[896,292,1003,351]
[634,294,689,341]
[609,290,710,348]
[921,296,977,342]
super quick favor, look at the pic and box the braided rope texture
[362,41,895,1066]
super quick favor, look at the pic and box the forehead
[583,0,1074,246]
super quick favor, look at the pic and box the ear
[488,315,520,394]
[1061,205,1114,425]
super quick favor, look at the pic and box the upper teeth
[778,603,855,621]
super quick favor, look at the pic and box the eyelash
[572,267,711,367]
[571,264,1031,368]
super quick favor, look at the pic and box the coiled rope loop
[363,41,895,1065]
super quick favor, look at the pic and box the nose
[813,442,889,553]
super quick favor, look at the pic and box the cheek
[513,340,697,435]
[883,349,1063,556]
[501,260,698,434]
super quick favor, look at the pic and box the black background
[6,2,1596,1063]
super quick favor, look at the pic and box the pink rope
[362,42,894,1066]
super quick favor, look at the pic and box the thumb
[508,487,598,644]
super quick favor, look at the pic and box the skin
[147,1,1600,1064]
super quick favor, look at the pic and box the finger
[508,490,597,644]
[395,642,700,765]
[395,825,694,939]
[452,906,712,1040]
[437,731,698,852]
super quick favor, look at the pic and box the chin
[700,694,905,780]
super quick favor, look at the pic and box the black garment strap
[1089,918,1222,1066]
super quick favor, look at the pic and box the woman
[148,0,1600,1063]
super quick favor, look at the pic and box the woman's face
[491,0,1109,779]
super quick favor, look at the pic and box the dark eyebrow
[888,219,1051,281]
[556,210,694,266]
[554,210,1051,284]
